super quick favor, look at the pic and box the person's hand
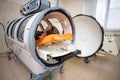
[44,26,52,33]
[38,26,51,39]
[38,32,47,39]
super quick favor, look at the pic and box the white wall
[83,0,97,17]
[60,0,84,17]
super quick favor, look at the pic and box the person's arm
[38,26,52,39]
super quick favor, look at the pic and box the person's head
[36,26,60,40]
[45,26,59,35]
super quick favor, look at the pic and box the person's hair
[46,26,59,35]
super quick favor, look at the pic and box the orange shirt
[35,33,73,46]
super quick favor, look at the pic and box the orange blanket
[35,33,73,46]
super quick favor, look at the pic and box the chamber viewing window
[6,20,15,36]
[11,19,21,38]
[17,17,31,42]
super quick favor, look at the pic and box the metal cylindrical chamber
[5,7,75,65]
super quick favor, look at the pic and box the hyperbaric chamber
[5,7,79,74]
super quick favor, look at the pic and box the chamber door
[73,14,104,57]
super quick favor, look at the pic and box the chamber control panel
[20,0,50,16]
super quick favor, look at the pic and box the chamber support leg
[84,54,96,63]
[30,73,33,79]
[30,63,64,80]
[60,65,64,74]
[49,70,52,80]
[84,57,90,63]
[30,70,50,80]
[7,50,13,60]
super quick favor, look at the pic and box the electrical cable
[0,22,14,59]
[0,22,10,50]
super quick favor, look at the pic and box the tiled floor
[0,51,120,80]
